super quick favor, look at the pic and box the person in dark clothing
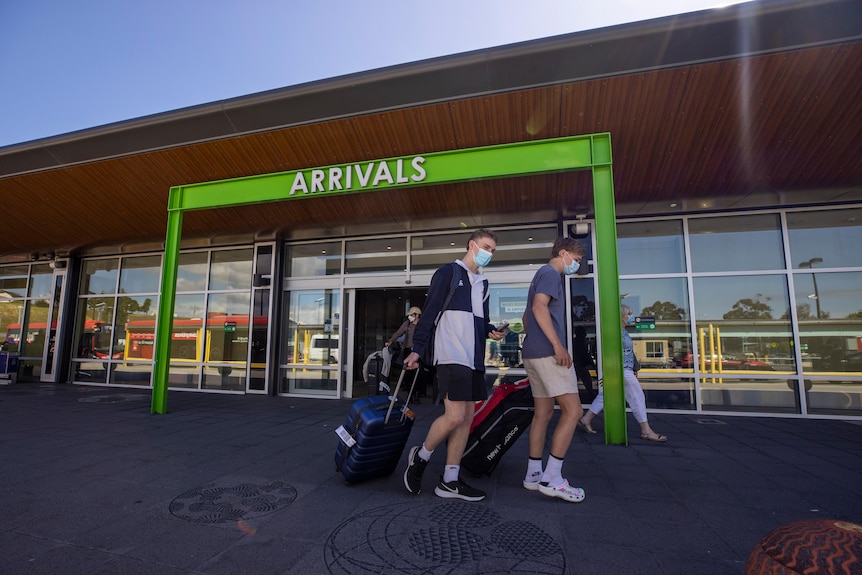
[573,325,596,404]
[402,229,507,502]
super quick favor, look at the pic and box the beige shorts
[523,356,579,398]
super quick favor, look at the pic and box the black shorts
[435,364,488,402]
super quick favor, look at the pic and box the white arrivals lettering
[411,156,426,182]
[372,162,394,186]
[395,159,409,183]
[290,172,309,195]
[288,156,426,196]
[355,163,374,187]
[311,169,326,193]
[328,167,343,190]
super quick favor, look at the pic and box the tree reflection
[641,300,685,320]
[723,298,773,319]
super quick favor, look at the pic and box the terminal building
[1,0,860,419]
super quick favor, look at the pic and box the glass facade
[0,263,54,381]
[5,206,858,417]
[618,208,862,416]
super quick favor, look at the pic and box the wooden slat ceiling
[1,40,860,260]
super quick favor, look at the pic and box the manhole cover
[169,477,297,524]
[325,501,565,575]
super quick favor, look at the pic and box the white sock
[443,465,460,483]
[541,454,564,487]
[418,444,433,461]
[525,457,543,482]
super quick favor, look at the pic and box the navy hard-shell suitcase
[334,369,418,483]
[461,378,534,477]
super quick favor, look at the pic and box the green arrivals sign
[634,316,656,331]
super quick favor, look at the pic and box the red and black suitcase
[461,378,534,477]
[334,369,419,483]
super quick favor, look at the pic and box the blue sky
[0,0,750,148]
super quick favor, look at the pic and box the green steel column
[151,189,184,414]
[591,138,626,445]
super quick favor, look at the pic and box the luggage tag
[334,425,357,447]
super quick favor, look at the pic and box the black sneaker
[403,446,428,494]
[434,477,486,502]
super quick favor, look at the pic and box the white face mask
[408,314,416,323]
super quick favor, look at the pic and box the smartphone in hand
[496,321,510,333]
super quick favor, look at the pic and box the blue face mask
[473,246,493,268]
[625,315,635,325]
[563,253,580,275]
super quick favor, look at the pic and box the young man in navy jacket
[402,229,507,501]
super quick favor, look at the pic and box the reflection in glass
[485,283,529,368]
[202,365,247,391]
[620,277,691,370]
[411,232,469,271]
[411,227,557,272]
[205,292,251,363]
[28,264,53,299]
[109,364,153,386]
[640,376,695,410]
[285,241,342,277]
[20,299,49,358]
[345,237,407,274]
[795,271,862,375]
[689,214,784,272]
[249,289,270,391]
[170,294,205,361]
[119,255,161,294]
[176,251,208,292]
[787,208,862,269]
[280,289,340,396]
[0,265,28,298]
[617,219,685,274]
[692,275,793,376]
[805,380,862,416]
[74,361,106,384]
[209,249,253,290]
[114,296,157,361]
[700,377,800,414]
[279,367,338,395]
[81,259,119,295]
[72,297,115,359]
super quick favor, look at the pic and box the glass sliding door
[279,288,342,396]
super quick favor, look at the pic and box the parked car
[308,334,339,364]
[815,350,862,373]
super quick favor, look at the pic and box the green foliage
[723,298,773,320]
[640,300,685,321]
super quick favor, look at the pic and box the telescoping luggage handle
[384,367,420,424]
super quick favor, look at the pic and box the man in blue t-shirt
[520,237,587,503]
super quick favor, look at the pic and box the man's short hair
[466,228,497,249]
[551,237,586,258]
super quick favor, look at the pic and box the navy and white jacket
[411,260,495,371]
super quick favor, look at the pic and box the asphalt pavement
[1,382,861,574]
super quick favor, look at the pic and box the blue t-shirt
[521,264,566,359]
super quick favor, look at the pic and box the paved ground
[1,382,861,575]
